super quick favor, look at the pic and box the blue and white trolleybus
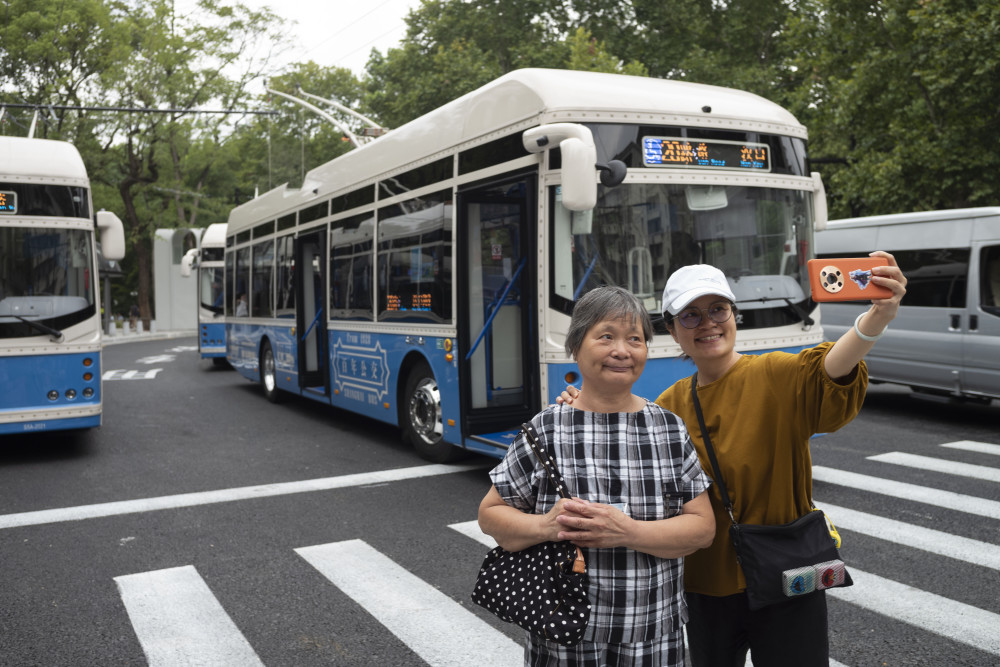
[182,222,227,365]
[0,136,126,434]
[224,68,827,461]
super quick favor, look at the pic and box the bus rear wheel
[402,362,460,463]
[260,340,281,404]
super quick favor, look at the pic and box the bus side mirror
[523,123,627,212]
[559,137,598,211]
[811,172,828,231]
[96,210,126,261]
[180,248,198,277]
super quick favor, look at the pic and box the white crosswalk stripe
[829,569,1000,657]
[940,440,1000,457]
[868,451,1000,483]
[813,465,1000,519]
[815,501,1000,570]
[296,539,522,667]
[115,565,265,667]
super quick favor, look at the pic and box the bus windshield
[200,266,225,314]
[0,227,96,336]
[551,183,813,326]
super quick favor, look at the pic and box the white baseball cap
[662,264,737,316]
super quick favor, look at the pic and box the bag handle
[689,375,737,525]
[520,421,586,574]
[521,421,572,500]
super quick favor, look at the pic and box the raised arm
[824,251,907,381]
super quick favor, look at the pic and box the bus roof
[0,136,88,185]
[229,68,807,231]
[200,222,227,248]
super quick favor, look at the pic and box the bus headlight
[48,390,59,401]
[65,389,77,399]
[82,388,94,398]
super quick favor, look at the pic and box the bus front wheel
[260,340,281,404]
[402,362,459,463]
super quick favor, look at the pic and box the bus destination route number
[641,137,770,172]
[0,191,16,214]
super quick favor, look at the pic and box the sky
[241,0,423,76]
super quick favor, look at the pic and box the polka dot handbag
[471,422,591,647]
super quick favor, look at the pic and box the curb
[102,330,197,346]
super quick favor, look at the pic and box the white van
[815,207,1000,403]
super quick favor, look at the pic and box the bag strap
[521,421,573,500]
[689,374,737,525]
[520,421,586,574]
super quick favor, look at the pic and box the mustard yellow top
[654,342,867,597]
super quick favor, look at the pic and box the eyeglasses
[673,302,734,329]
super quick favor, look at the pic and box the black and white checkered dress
[490,402,712,644]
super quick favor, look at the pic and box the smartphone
[807,257,892,302]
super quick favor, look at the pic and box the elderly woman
[478,285,715,667]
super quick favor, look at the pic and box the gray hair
[565,285,653,357]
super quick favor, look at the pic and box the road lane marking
[817,501,1000,570]
[115,565,264,667]
[296,539,521,667]
[0,463,485,530]
[941,440,1000,457]
[812,466,1000,520]
[103,369,164,380]
[829,569,1000,657]
[867,452,1000,483]
[447,520,496,548]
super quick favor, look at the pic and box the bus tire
[402,361,460,463]
[259,340,281,404]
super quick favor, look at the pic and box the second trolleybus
[0,136,126,434]
[182,222,228,365]
[224,68,828,461]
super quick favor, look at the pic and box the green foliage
[566,27,648,76]
[788,0,1000,217]
[2,0,998,309]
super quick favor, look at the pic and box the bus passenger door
[295,231,328,392]
[457,175,539,444]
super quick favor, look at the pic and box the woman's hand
[867,250,907,320]
[554,499,630,548]
[555,385,581,406]
[824,250,907,380]
[556,493,716,558]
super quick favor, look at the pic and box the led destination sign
[0,191,16,214]
[642,137,770,172]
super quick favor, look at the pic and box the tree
[0,0,126,141]
[244,63,367,192]
[363,0,646,127]
[92,0,283,326]
[565,27,647,76]
[787,0,1000,217]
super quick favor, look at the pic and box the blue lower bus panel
[199,322,227,358]
[0,351,102,434]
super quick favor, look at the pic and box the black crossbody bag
[690,375,853,610]
[471,422,591,646]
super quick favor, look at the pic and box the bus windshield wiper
[735,296,815,327]
[13,314,65,342]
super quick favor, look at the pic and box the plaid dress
[490,403,711,644]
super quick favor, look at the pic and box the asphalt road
[0,335,997,666]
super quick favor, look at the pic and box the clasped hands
[545,497,631,549]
